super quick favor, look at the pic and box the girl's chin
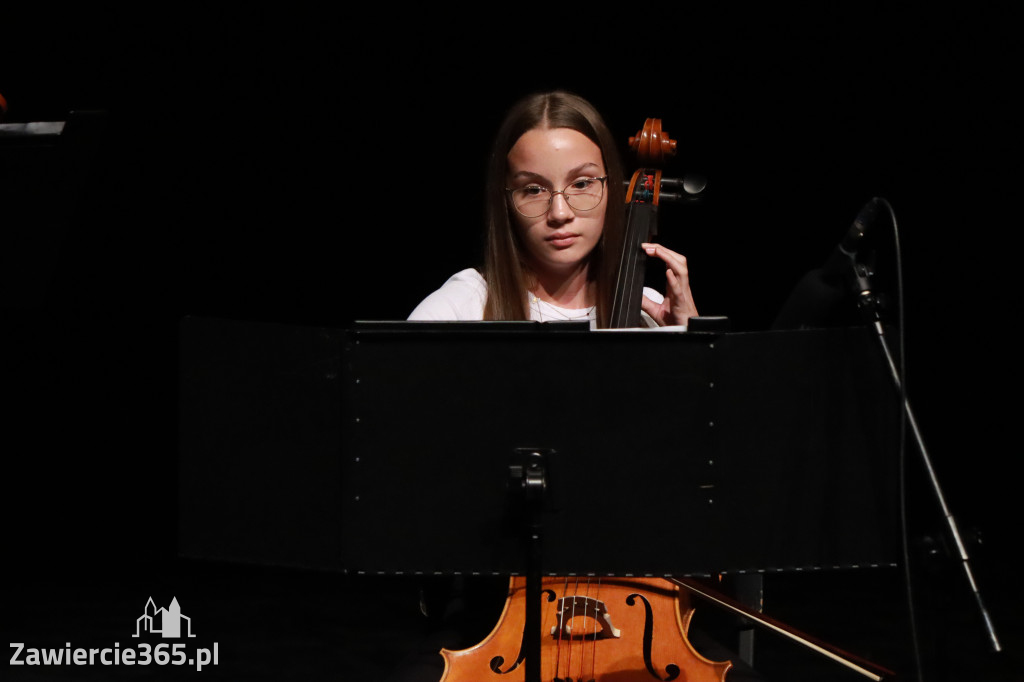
[532,253,591,274]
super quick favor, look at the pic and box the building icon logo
[132,597,196,638]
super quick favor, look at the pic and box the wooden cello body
[441,576,729,682]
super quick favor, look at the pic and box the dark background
[2,6,1020,681]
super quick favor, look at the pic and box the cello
[438,119,728,682]
[438,119,896,682]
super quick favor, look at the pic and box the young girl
[408,90,698,328]
[388,91,770,682]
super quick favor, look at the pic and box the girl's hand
[639,242,698,326]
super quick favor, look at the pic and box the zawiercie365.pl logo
[10,596,219,671]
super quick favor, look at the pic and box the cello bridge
[549,596,621,640]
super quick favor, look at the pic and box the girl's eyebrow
[508,162,603,185]
[508,170,548,184]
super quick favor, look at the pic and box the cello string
[612,199,634,324]
[588,577,602,682]
[553,576,569,682]
[581,573,598,679]
[613,174,648,327]
[566,575,580,678]
[629,173,657,323]
[616,194,644,325]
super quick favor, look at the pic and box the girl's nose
[547,191,575,222]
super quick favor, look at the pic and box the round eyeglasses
[506,176,608,218]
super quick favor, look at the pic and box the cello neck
[609,177,659,328]
[608,118,676,329]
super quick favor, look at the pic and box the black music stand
[340,322,901,681]
[340,321,899,576]
[1,110,106,308]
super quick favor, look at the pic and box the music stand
[340,321,899,576]
[1,110,106,308]
[340,321,901,680]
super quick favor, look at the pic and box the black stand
[864,304,1001,653]
[1,110,106,308]
[337,321,903,681]
[509,448,548,682]
[339,322,900,577]
[773,200,1002,654]
[177,318,904,680]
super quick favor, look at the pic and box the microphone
[821,196,883,284]
[772,197,885,330]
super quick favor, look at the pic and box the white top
[408,268,669,329]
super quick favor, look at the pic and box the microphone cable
[875,197,925,682]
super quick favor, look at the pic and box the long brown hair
[482,91,625,328]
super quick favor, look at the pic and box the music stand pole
[859,284,1001,653]
[511,448,549,682]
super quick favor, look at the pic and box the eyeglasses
[506,176,608,218]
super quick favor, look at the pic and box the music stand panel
[340,323,899,577]
[710,328,901,572]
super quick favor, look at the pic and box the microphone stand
[851,261,1002,654]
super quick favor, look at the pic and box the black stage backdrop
[2,7,1020,682]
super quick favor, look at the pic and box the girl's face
[506,127,607,278]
